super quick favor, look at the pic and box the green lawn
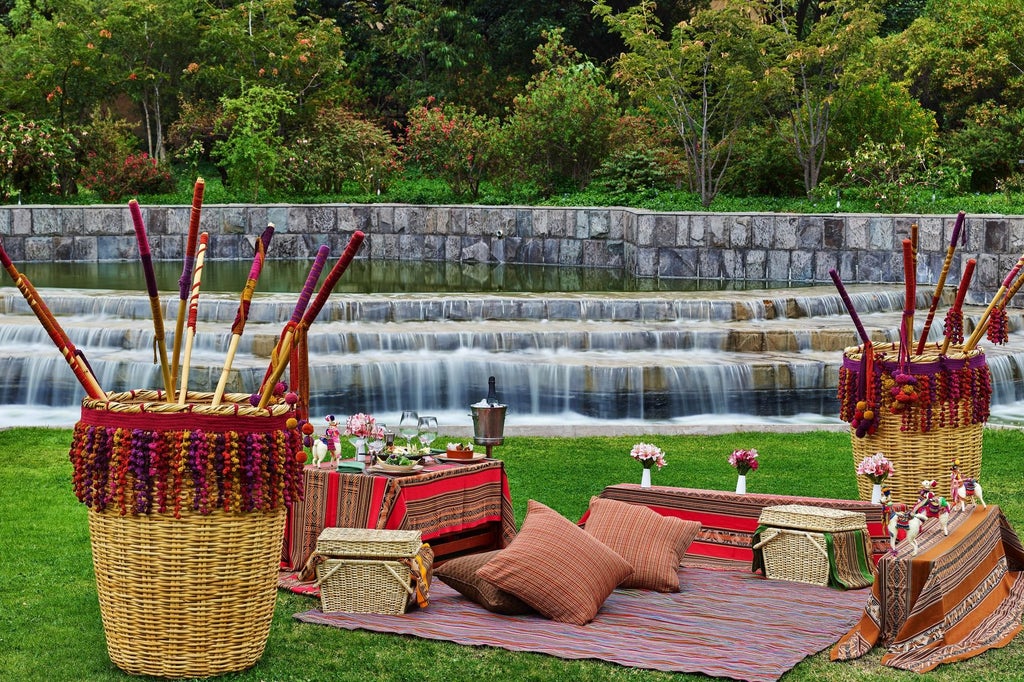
[2,427,1022,681]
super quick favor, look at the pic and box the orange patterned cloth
[831,504,1024,672]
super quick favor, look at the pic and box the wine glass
[398,411,419,452]
[417,416,438,452]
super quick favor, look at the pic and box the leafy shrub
[403,98,499,198]
[722,123,802,197]
[79,152,176,202]
[282,107,403,195]
[0,114,78,200]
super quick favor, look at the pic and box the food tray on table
[758,504,867,533]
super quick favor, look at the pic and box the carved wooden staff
[901,238,916,355]
[171,178,204,392]
[940,258,976,354]
[963,252,1024,351]
[0,238,106,400]
[211,224,275,407]
[257,245,330,409]
[130,199,175,400]
[290,231,366,420]
[828,268,871,345]
[917,212,965,354]
[177,232,209,406]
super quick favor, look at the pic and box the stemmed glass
[417,416,438,452]
[398,411,419,452]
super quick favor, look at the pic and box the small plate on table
[372,462,424,475]
[434,452,488,464]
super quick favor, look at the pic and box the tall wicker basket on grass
[69,390,305,678]
[839,342,990,506]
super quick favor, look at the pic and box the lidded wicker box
[755,505,868,587]
[315,528,424,615]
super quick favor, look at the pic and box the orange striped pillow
[584,496,700,592]
[476,499,633,625]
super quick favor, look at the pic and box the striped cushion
[584,496,700,592]
[434,550,534,615]
[476,500,632,625]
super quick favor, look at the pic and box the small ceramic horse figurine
[311,437,331,467]
[912,479,950,535]
[950,460,986,512]
[888,509,929,555]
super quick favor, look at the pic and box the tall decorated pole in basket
[12,192,366,678]
[830,214,1011,506]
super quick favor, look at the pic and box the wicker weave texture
[316,527,422,558]
[317,558,414,614]
[88,507,286,678]
[756,528,830,586]
[851,420,982,506]
[758,505,867,533]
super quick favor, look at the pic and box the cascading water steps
[3,285,1024,424]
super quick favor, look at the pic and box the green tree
[501,29,619,194]
[404,98,498,198]
[212,82,295,200]
[756,0,883,195]
[594,1,761,207]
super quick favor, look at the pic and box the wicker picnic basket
[754,527,831,586]
[758,505,867,533]
[839,342,989,505]
[315,528,426,614]
[69,390,305,678]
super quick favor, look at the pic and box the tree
[594,1,761,206]
[756,0,883,196]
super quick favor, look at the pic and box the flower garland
[70,421,304,517]
[630,442,666,470]
[728,448,759,475]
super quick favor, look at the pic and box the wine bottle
[486,376,498,405]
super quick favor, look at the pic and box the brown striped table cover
[282,460,517,571]
[595,484,888,569]
[831,504,1024,672]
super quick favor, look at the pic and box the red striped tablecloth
[282,460,516,571]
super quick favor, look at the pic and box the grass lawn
[2,426,1022,681]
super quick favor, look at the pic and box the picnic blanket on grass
[293,566,869,682]
[832,504,1024,673]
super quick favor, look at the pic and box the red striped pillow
[584,496,700,592]
[476,500,633,625]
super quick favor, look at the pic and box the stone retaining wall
[1,203,1021,296]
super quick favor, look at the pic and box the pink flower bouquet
[856,452,895,484]
[728,448,759,475]
[630,442,666,469]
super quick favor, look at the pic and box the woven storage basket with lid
[315,528,425,614]
[755,505,869,587]
[69,390,305,678]
[758,504,867,533]
[839,341,989,505]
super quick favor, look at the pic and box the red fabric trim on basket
[78,406,292,433]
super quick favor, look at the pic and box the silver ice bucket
[471,404,507,446]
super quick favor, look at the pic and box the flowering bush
[728,448,759,475]
[856,452,895,484]
[344,413,381,439]
[404,97,499,198]
[79,151,175,201]
[630,442,666,469]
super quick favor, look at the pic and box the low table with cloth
[832,504,1024,672]
[593,483,888,569]
[281,459,517,571]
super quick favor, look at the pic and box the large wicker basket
[839,342,989,505]
[69,390,305,678]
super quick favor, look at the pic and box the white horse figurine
[888,509,928,555]
[311,437,331,467]
[950,463,986,512]
[912,480,950,536]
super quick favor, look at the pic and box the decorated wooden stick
[917,212,965,354]
[828,268,871,345]
[290,231,366,417]
[130,199,175,401]
[986,262,1024,345]
[177,232,209,406]
[901,238,916,355]
[211,224,275,407]
[941,259,976,354]
[257,245,330,409]
[171,178,204,392]
[963,252,1024,351]
[0,239,106,400]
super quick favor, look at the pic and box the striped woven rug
[294,566,869,682]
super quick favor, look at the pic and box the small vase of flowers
[728,448,759,494]
[345,413,381,462]
[856,452,895,504]
[630,442,666,488]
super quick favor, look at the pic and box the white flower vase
[640,467,652,488]
[351,437,367,462]
[871,483,883,505]
[735,474,747,495]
